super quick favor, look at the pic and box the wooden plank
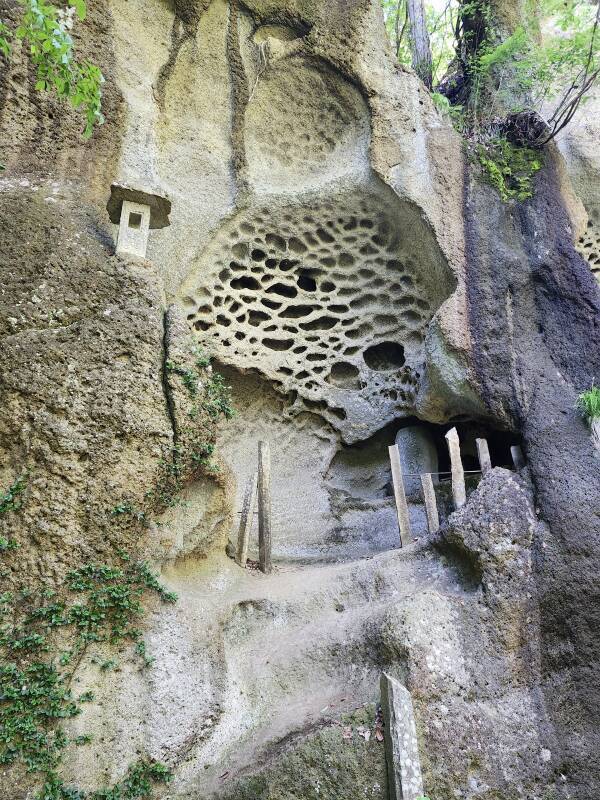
[420,473,440,534]
[511,445,526,470]
[388,444,413,547]
[445,427,466,509]
[476,437,492,476]
[380,673,425,800]
[258,441,272,574]
[236,472,258,568]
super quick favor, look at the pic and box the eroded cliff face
[0,1,599,799]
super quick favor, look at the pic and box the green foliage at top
[0,0,103,138]
[0,551,175,799]
[476,137,543,200]
[464,0,599,126]
[381,0,600,201]
[577,384,600,423]
[382,0,459,85]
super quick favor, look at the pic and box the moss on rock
[218,705,388,800]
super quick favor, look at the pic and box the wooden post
[420,473,439,534]
[380,673,425,800]
[258,441,272,574]
[511,445,526,470]
[236,472,258,568]
[445,427,466,509]
[388,444,413,547]
[476,437,492,476]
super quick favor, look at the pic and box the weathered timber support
[236,472,258,568]
[445,427,466,509]
[476,437,492,475]
[380,673,425,800]
[389,444,413,547]
[420,473,440,533]
[258,441,272,574]
[511,445,526,470]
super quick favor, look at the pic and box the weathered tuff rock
[0,0,599,799]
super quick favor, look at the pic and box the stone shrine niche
[107,183,171,259]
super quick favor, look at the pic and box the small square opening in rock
[128,212,142,230]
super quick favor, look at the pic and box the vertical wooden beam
[236,472,258,568]
[476,437,492,476]
[258,441,272,574]
[511,445,526,470]
[445,427,466,509]
[380,673,425,800]
[388,444,413,547]
[420,473,440,534]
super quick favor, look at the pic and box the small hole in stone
[262,298,282,310]
[327,362,361,390]
[289,237,307,254]
[266,233,286,251]
[280,305,316,319]
[128,212,142,230]
[232,243,249,259]
[263,338,294,351]
[231,276,261,291]
[267,282,298,298]
[298,274,317,292]
[363,341,405,371]
[248,310,270,326]
[300,316,337,331]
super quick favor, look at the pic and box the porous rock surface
[0,1,599,800]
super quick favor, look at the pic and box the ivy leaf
[70,0,86,21]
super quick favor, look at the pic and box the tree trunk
[407,0,433,88]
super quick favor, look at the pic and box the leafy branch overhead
[381,0,600,200]
[0,0,104,138]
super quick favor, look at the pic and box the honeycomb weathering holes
[181,194,446,430]
[577,219,600,284]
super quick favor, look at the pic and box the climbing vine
[0,540,176,799]
[156,347,234,507]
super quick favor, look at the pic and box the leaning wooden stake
[236,472,258,568]
[511,445,526,470]
[380,673,425,800]
[388,444,413,547]
[476,437,492,476]
[445,427,466,509]
[420,473,439,534]
[258,441,272,574]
